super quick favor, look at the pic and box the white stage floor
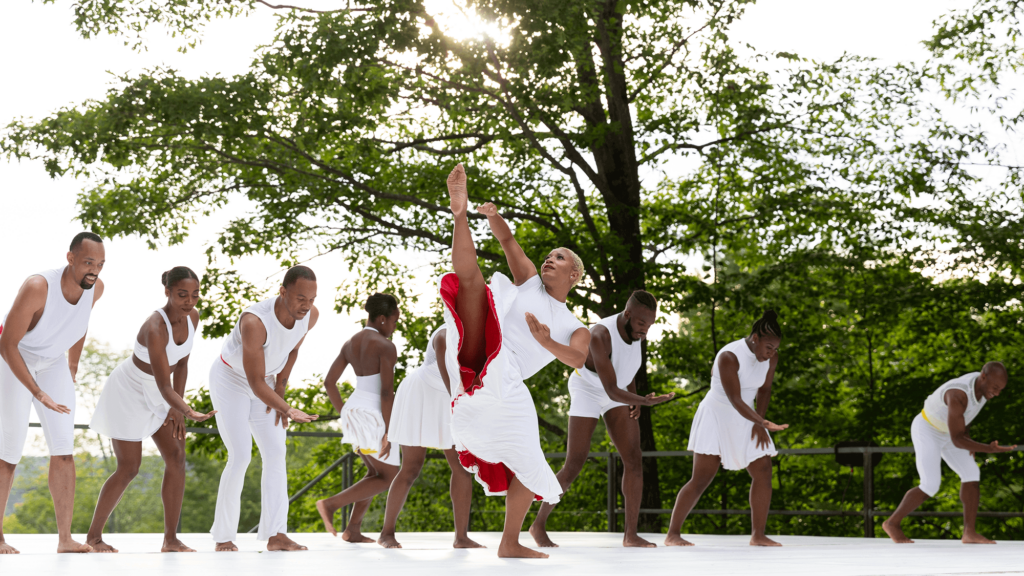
[1,532,1021,575]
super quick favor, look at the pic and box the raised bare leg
[443,448,484,548]
[51,454,92,553]
[530,416,598,547]
[151,424,195,552]
[316,454,398,538]
[0,459,19,554]
[665,453,720,546]
[747,456,781,546]
[498,476,547,558]
[960,481,994,544]
[86,439,142,553]
[882,487,929,544]
[605,407,655,547]
[447,163,488,376]
[379,445,427,548]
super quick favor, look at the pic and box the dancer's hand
[184,407,217,424]
[752,425,772,450]
[162,412,187,440]
[643,391,675,406]
[447,163,468,217]
[379,434,392,460]
[477,202,498,217]
[525,312,552,346]
[35,390,71,414]
[763,420,789,432]
[286,407,318,424]
[629,405,641,419]
[987,440,1017,454]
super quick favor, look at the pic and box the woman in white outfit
[88,267,216,553]
[441,164,591,559]
[665,309,789,547]
[315,293,401,542]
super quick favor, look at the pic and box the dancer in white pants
[316,293,401,542]
[0,232,105,555]
[883,363,1016,544]
[210,266,319,552]
[87,267,216,553]
[531,292,674,549]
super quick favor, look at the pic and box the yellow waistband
[921,409,944,432]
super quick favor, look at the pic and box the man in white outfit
[0,232,105,554]
[883,362,1016,544]
[209,266,319,552]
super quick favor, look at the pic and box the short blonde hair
[557,247,585,288]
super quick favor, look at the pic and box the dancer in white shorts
[441,164,591,558]
[378,327,483,550]
[530,291,674,549]
[665,309,789,547]
[0,232,105,555]
[87,267,216,553]
[883,362,1015,544]
[210,266,319,552]
[316,293,401,542]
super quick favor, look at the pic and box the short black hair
[751,309,783,339]
[283,265,316,288]
[627,290,658,312]
[365,292,399,321]
[982,361,1007,378]
[70,232,103,252]
[162,266,199,289]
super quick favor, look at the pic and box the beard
[624,317,637,343]
[80,277,96,290]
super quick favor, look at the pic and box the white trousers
[209,360,288,542]
[0,350,75,463]
[912,413,980,497]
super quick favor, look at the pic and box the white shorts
[567,374,627,419]
[912,413,980,496]
[0,349,76,463]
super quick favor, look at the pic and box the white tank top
[1,267,94,359]
[706,338,770,406]
[219,297,309,377]
[921,372,986,433]
[423,326,443,367]
[133,309,196,368]
[502,275,586,379]
[573,314,641,391]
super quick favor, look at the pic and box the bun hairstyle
[751,309,783,339]
[365,292,399,322]
[162,266,200,289]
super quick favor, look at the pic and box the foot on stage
[623,533,657,548]
[529,524,559,548]
[962,530,996,544]
[0,541,20,555]
[377,533,402,549]
[881,520,914,544]
[57,538,93,554]
[749,534,782,547]
[215,541,238,552]
[315,500,337,536]
[267,533,308,551]
[161,537,196,553]
[664,534,695,547]
[497,541,548,559]
[341,528,375,544]
[86,538,117,553]
[453,535,485,549]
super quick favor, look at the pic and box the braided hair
[750,309,783,339]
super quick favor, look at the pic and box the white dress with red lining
[439,272,586,503]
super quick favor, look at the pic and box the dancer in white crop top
[0,232,105,555]
[209,267,319,553]
[87,267,216,554]
[883,362,1016,544]
[316,294,401,543]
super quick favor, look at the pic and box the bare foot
[341,528,375,544]
[497,540,548,559]
[529,524,559,548]
[267,534,308,551]
[161,537,196,552]
[57,539,93,554]
[882,519,914,544]
[664,533,695,547]
[315,499,337,536]
[749,534,782,547]
[378,533,402,549]
[215,541,238,552]
[0,541,20,554]
[623,533,657,548]
[962,531,996,544]
[454,535,486,549]
[447,163,468,216]
[86,538,118,553]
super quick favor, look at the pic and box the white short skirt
[389,363,453,450]
[91,359,172,442]
[687,393,776,471]
[340,389,400,467]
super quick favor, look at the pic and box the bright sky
[0,0,971,446]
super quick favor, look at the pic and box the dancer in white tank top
[883,362,1016,544]
[315,294,402,542]
[665,310,789,548]
[0,232,105,555]
[86,267,216,553]
[531,292,674,549]
[378,327,484,550]
[209,267,319,553]
[440,164,591,559]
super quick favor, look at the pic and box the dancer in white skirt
[665,309,789,547]
[441,164,591,559]
[316,293,401,542]
[883,362,1015,544]
[87,267,216,553]
[210,266,319,552]
[378,327,483,550]
[0,232,105,555]
[531,291,674,549]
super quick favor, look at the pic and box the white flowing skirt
[687,392,776,470]
[439,272,561,503]
[340,389,399,467]
[389,363,453,450]
[91,359,171,442]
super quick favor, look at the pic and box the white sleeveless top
[921,372,986,434]
[2,267,94,359]
[220,297,309,377]
[706,338,771,406]
[423,326,443,367]
[503,275,586,380]
[574,314,641,391]
[133,309,196,368]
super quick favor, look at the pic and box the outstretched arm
[590,325,674,407]
[477,202,537,286]
[947,389,1015,453]
[0,276,68,414]
[323,342,351,414]
[525,316,590,369]
[240,314,316,423]
[753,354,780,418]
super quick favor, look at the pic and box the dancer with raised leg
[209,266,319,552]
[378,327,484,549]
[665,310,788,547]
[87,267,217,553]
[530,290,674,548]
[316,293,401,542]
[883,362,1015,544]
[0,232,106,555]
[441,164,590,559]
